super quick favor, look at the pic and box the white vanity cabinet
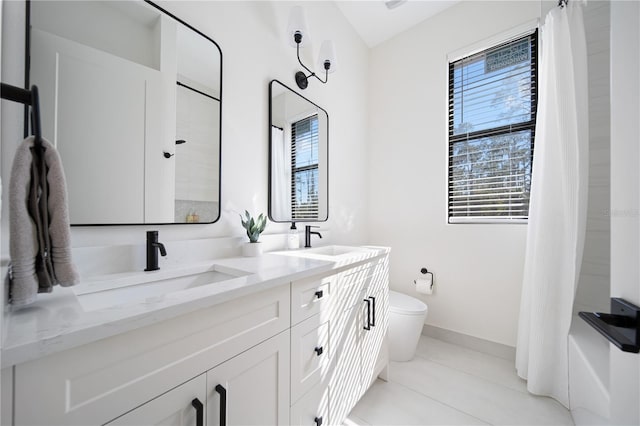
[12,284,291,426]
[291,253,390,426]
[6,249,389,426]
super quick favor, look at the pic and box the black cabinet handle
[370,296,376,327]
[314,346,324,356]
[191,398,203,426]
[363,298,371,330]
[315,290,323,299]
[314,416,323,426]
[215,384,227,426]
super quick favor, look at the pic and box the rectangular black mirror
[27,0,222,225]
[269,80,328,223]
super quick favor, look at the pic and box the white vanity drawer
[290,382,329,426]
[291,273,335,325]
[291,314,330,404]
[14,284,290,426]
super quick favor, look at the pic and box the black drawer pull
[363,298,371,330]
[370,296,376,327]
[314,346,324,356]
[191,398,203,426]
[314,416,323,426]
[215,384,227,426]
[315,290,324,299]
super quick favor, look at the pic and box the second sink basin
[303,245,371,256]
[275,245,380,262]
[73,264,252,312]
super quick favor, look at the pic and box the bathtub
[568,315,611,425]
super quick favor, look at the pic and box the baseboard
[422,324,516,361]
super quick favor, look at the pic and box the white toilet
[388,290,428,362]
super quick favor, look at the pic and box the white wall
[573,0,611,315]
[367,1,554,347]
[0,1,370,259]
[609,1,640,424]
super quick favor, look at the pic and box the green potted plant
[240,210,267,256]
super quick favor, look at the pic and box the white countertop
[2,246,388,368]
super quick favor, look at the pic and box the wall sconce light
[287,6,337,90]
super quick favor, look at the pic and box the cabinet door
[206,331,290,426]
[361,285,389,393]
[106,374,206,426]
[328,304,362,424]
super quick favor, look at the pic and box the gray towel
[9,136,79,306]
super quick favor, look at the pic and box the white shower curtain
[515,1,588,408]
[271,127,291,220]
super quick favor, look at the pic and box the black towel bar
[0,82,43,148]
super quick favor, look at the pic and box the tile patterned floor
[346,336,574,426]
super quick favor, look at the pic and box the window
[448,30,538,223]
[291,114,319,220]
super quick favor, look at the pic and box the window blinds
[291,114,320,220]
[448,30,538,223]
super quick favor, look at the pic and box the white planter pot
[242,242,263,257]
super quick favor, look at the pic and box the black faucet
[144,230,167,271]
[305,226,323,248]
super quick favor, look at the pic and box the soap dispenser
[287,222,300,249]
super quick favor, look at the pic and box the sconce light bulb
[294,31,303,45]
[324,60,331,71]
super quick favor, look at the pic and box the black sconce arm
[296,43,329,84]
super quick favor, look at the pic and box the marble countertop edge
[1,247,389,368]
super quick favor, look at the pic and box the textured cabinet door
[361,253,390,394]
[360,286,389,394]
[206,330,290,426]
[106,374,206,426]
[328,303,362,425]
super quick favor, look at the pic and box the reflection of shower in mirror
[27,0,222,225]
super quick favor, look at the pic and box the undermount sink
[73,264,252,312]
[276,245,378,260]
[303,245,371,256]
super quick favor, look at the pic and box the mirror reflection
[28,0,222,224]
[269,80,328,223]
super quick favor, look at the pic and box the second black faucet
[145,230,167,271]
[305,226,322,248]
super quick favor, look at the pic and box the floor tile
[349,379,488,425]
[389,355,574,425]
[415,336,528,394]
[350,336,574,426]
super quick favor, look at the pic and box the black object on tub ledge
[579,298,640,353]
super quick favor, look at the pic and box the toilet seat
[389,290,428,316]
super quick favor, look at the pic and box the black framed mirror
[268,80,328,223]
[26,0,222,225]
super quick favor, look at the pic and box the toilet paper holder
[420,267,434,282]
[414,267,434,294]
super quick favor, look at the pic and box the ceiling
[335,0,461,48]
